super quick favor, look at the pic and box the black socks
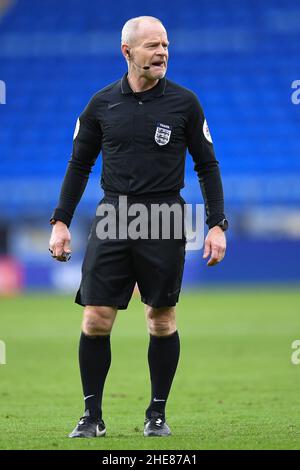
[79,330,180,421]
[146,330,180,419]
[79,332,111,420]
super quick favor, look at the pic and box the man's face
[129,22,169,79]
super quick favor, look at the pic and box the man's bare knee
[82,306,117,336]
[145,305,177,336]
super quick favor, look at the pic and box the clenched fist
[49,221,72,262]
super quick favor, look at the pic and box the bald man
[49,16,227,438]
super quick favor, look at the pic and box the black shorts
[75,193,186,310]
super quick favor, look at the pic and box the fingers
[49,224,72,262]
[203,241,211,259]
[203,240,226,267]
[63,239,72,254]
[203,225,227,267]
[49,241,72,262]
[207,245,220,266]
[57,252,71,262]
[51,241,64,258]
[49,248,71,262]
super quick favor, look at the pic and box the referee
[49,16,228,438]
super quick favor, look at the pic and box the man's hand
[49,221,72,262]
[203,226,226,267]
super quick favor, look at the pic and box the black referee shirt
[52,73,226,229]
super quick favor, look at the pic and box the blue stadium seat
[0,0,299,188]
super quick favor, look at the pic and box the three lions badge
[155,122,172,146]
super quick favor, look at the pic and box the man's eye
[146,44,168,49]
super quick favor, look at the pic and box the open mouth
[151,61,165,67]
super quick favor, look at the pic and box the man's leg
[80,305,117,418]
[144,305,180,436]
[69,305,117,438]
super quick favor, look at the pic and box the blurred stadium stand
[0,0,299,291]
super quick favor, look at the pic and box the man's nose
[155,44,168,56]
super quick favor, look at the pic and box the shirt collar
[120,73,166,99]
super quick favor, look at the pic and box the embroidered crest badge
[154,122,172,146]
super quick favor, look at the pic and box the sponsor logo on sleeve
[73,118,80,140]
[203,118,213,143]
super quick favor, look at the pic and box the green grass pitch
[0,287,300,450]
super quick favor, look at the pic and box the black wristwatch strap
[215,218,228,231]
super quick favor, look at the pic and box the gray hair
[121,16,164,46]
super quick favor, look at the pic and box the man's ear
[121,44,130,60]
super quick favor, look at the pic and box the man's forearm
[51,159,91,227]
[195,160,226,229]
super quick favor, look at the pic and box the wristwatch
[215,218,228,232]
